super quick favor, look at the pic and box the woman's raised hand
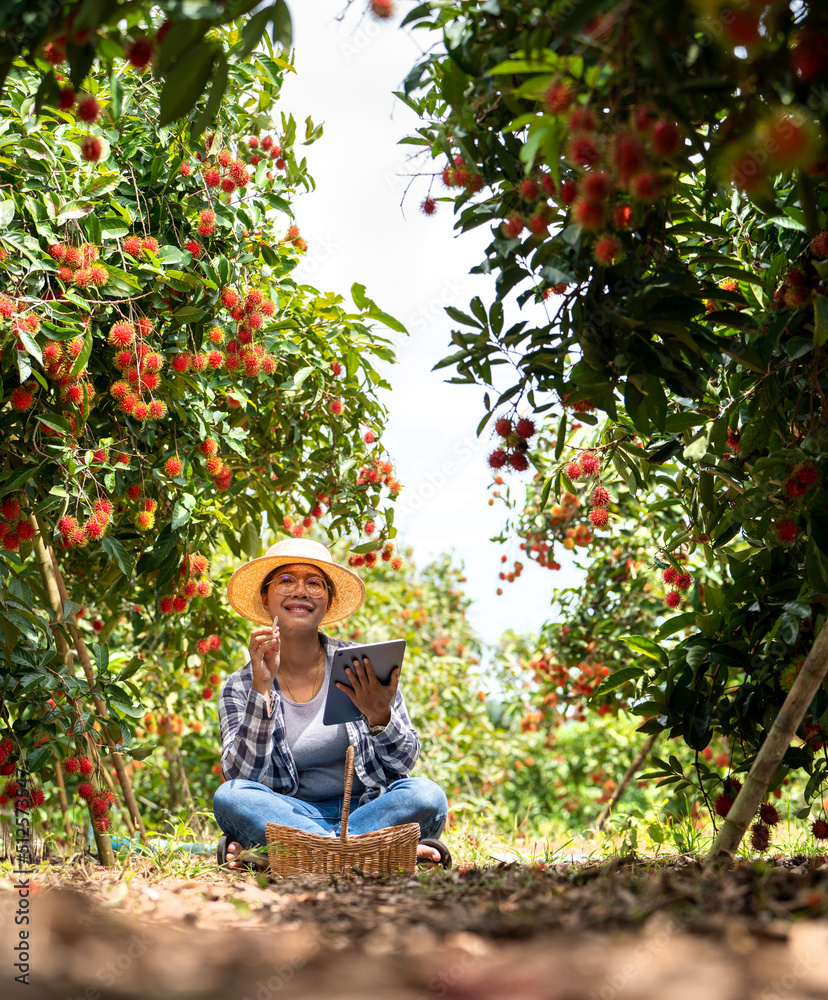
[249,619,280,695]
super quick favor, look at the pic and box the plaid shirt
[218,632,420,806]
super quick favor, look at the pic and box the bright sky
[278,2,584,647]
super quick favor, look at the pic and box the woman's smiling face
[263,562,332,631]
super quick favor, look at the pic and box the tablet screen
[322,639,406,726]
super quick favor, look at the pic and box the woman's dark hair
[260,565,335,607]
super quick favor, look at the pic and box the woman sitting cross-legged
[214,537,451,872]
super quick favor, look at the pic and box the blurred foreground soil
[2,854,828,999]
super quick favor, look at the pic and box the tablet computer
[322,639,406,726]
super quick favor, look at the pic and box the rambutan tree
[0,25,405,860]
[402,0,828,858]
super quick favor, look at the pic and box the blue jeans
[213,777,448,849]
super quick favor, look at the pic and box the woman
[214,537,450,871]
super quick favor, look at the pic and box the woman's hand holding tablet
[323,640,406,727]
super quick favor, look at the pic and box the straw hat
[226,538,366,626]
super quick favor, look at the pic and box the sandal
[216,834,267,873]
[418,838,452,870]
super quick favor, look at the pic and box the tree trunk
[31,517,116,867]
[50,749,74,839]
[595,732,659,832]
[706,623,828,867]
[48,544,147,840]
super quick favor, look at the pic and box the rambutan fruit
[676,572,692,591]
[199,438,218,457]
[813,819,828,840]
[488,450,507,469]
[612,133,646,177]
[77,781,96,800]
[594,235,621,264]
[502,215,525,239]
[662,566,677,585]
[62,756,79,775]
[775,519,797,543]
[516,418,535,439]
[545,81,574,114]
[10,385,35,411]
[580,453,599,476]
[589,507,608,528]
[664,590,682,609]
[135,510,155,532]
[581,171,612,201]
[811,231,828,260]
[573,197,606,230]
[122,236,142,256]
[631,173,662,200]
[714,793,733,818]
[750,822,770,852]
[330,400,343,415]
[652,120,680,156]
[204,168,221,187]
[198,209,216,236]
[48,243,66,261]
[78,756,93,776]
[565,462,583,481]
[591,486,610,507]
[184,240,202,259]
[495,417,513,438]
[759,802,780,826]
[197,579,212,597]
[221,288,238,309]
[80,136,102,162]
[76,96,101,123]
[126,37,155,68]
[108,322,135,348]
[119,393,137,415]
[568,135,600,169]
[16,521,34,542]
[509,452,529,471]
[568,107,596,132]
[95,817,110,832]
[147,400,166,419]
[164,456,182,477]
[420,197,437,216]
[159,596,175,614]
[58,87,76,110]
[141,236,159,255]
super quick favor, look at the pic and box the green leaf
[101,536,133,577]
[70,328,93,378]
[622,635,669,666]
[0,198,14,228]
[270,0,293,48]
[171,493,197,531]
[191,48,228,141]
[159,42,217,127]
[25,743,53,772]
[595,665,643,695]
[539,476,553,511]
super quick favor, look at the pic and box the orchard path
[2,855,828,999]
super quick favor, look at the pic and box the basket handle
[340,744,355,842]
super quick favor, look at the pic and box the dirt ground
[2,853,828,999]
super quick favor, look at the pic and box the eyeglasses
[265,572,328,599]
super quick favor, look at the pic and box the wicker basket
[265,745,419,877]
